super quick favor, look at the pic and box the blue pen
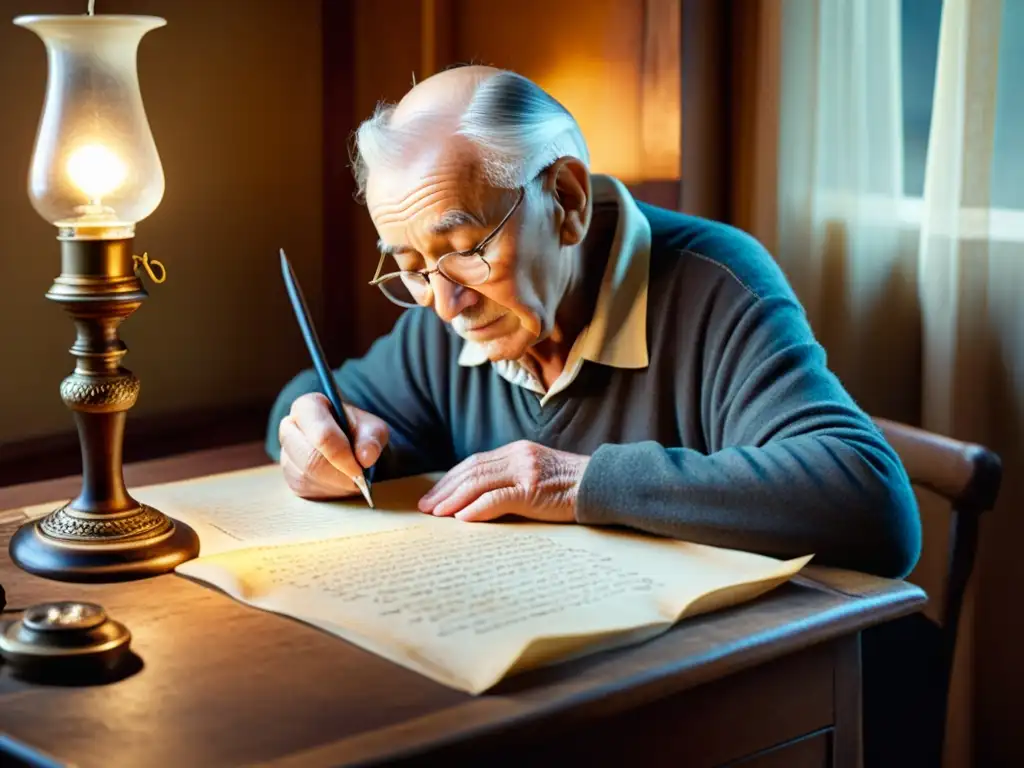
[0,734,68,768]
[279,248,374,507]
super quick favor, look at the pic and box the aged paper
[19,466,812,693]
[20,468,436,554]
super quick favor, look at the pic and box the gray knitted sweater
[266,203,921,579]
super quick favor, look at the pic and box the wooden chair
[863,417,1002,767]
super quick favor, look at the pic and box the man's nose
[431,274,477,322]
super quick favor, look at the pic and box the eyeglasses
[369,186,526,308]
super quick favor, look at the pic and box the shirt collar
[457,174,650,369]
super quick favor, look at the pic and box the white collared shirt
[457,174,651,404]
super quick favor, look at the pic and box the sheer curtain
[776,0,920,422]
[918,2,1024,761]
[774,0,1024,764]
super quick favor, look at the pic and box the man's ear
[547,157,591,247]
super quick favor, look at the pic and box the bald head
[352,67,590,196]
[391,65,502,126]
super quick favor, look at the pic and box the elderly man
[265,65,921,579]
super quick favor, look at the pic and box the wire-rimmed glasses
[369,186,526,308]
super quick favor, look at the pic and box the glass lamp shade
[15,14,166,238]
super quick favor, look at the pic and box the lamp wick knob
[133,252,167,284]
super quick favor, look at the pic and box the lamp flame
[66,144,127,204]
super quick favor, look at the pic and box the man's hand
[418,440,590,523]
[278,392,389,500]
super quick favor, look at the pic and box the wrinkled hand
[278,392,389,500]
[418,440,590,523]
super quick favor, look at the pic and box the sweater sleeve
[265,308,455,480]
[575,282,922,579]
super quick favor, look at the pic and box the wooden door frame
[321,0,360,364]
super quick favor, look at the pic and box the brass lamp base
[8,237,199,583]
[9,517,198,583]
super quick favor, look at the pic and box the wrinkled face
[366,137,574,362]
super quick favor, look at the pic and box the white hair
[351,70,590,198]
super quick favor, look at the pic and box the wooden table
[0,443,926,768]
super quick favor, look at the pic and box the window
[901,0,1024,210]
[900,0,942,199]
[993,0,1024,210]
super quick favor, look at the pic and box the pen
[0,735,67,768]
[279,248,374,507]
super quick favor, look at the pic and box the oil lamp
[8,6,199,582]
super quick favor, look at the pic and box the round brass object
[0,601,131,680]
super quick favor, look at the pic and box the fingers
[428,460,513,518]
[418,448,506,513]
[454,487,520,522]
[289,393,363,480]
[279,393,393,500]
[279,416,355,499]
[281,444,347,499]
[343,402,389,469]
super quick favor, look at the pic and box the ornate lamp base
[9,510,199,583]
[8,236,199,583]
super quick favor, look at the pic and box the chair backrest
[872,417,1002,747]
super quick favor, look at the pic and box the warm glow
[526,0,680,184]
[66,144,127,202]
[15,13,167,231]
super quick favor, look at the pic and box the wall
[0,0,323,447]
